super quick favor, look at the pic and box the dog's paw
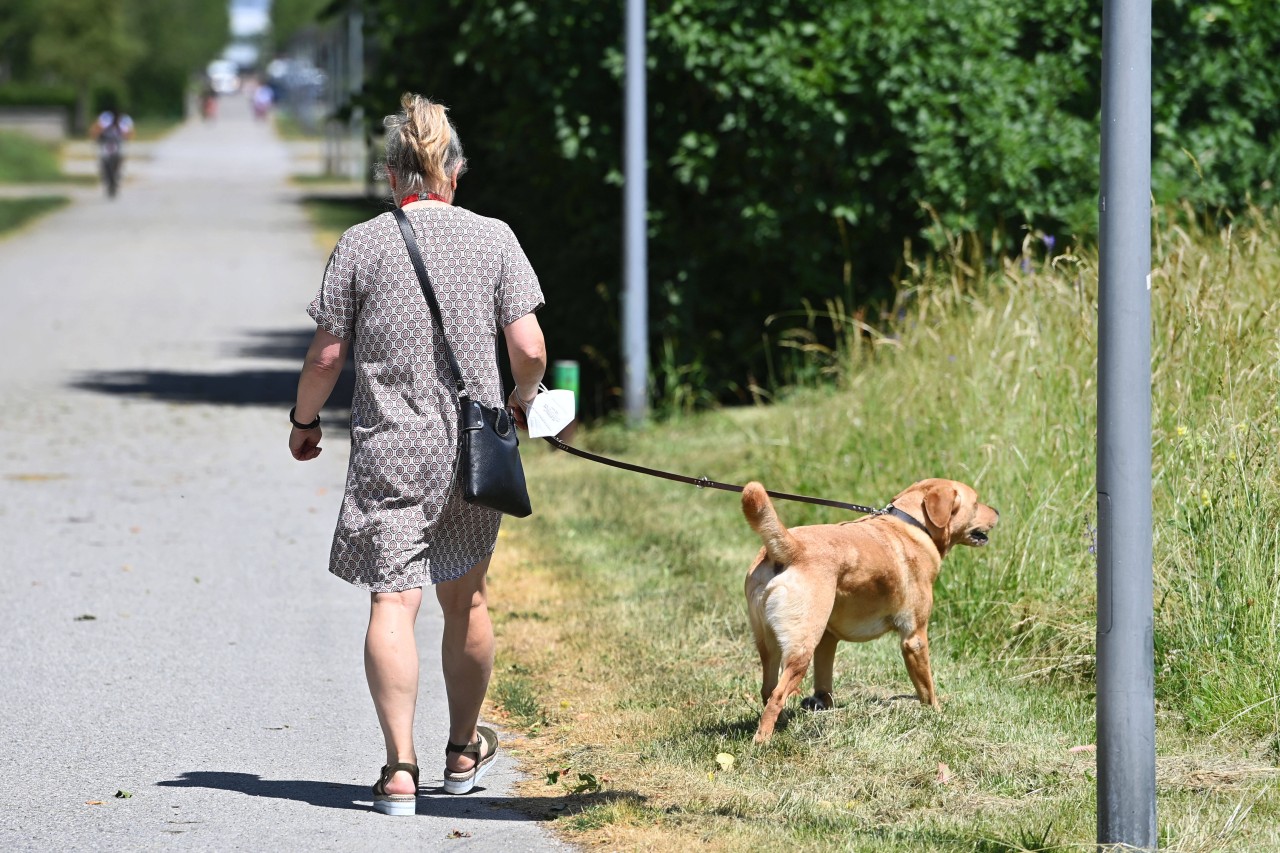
[800,693,833,712]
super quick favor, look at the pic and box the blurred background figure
[200,76,218,121]
[251,81,274,121]
[89,108,135,198]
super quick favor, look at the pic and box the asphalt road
[0,94,571,852]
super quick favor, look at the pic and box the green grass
[490,207,1280,851]
[298,194,390,247]
[273,111,321,141]
[0,196,69,235]
[0,121,182,186]
[0,131,66,183]
[492,663,548,731]
[126,117,183,142]
[291,173,363,186]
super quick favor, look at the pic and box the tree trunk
[74,85,90,136]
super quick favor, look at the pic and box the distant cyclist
[90,109,135,198]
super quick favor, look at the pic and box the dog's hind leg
[747,582,782,705]
[754,631,782,706]
[801,630,838,712]
[753,585,834,742]
[754,655,810,743]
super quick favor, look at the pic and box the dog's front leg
[900,629,940,708]
[800,630,838,712]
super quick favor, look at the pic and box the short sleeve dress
[307,206,544,591]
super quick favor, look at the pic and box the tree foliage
[0,0,227,122]
[270,0,334,51]
[29,0,143,127]
[344,0,1276,413]
[124,0,230,118]
[1151,0,1280,210]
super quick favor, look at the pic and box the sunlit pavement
[0,93,571,851]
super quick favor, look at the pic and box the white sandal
[372,762,418,816]
[442,726,498,795]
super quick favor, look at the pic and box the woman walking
[288,93,546,814]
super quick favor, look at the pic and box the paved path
[0,96,570,851]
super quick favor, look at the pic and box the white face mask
[525,387,576,438]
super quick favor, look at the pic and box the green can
[551,359,579,412]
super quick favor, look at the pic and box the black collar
[886,505,931,537]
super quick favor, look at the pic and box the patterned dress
[308,206,544,591]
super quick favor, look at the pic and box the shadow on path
[157,772,367,811]
[232,328,318,361]
[70,328,354,423]
[157,771,644,822]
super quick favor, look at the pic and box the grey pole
[622,0,649,424]
[1097,0,1157,848]
[349,7,365,183]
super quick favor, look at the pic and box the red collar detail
[400,193,450,207]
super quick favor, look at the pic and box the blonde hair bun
[383,93,467,199]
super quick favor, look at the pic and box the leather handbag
[394,208,532,518]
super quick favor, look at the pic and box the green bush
[122,0,230,119]
[1151,0,1280,212]
[353,0,1279,413]
[0,0,227,122]
[0,84,77,110]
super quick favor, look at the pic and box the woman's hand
[290,329,348,461]
[507,387,536,431]
[290,425,323,461]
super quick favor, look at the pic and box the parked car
[206,60,241,95]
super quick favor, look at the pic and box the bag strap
[393,207,468,398]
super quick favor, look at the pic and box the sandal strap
[445,738,478,757]
[445,727,497,760]
[374,762,420,794]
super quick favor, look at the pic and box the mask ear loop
[514,383,548,412]
[523,383,550,414]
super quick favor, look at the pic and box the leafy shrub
[0,84,77,110]
[354,0,1279,413]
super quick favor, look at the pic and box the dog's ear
[923,483,958,533]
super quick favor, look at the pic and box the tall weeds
[502,209,1280,851]
[819,207,1280,735]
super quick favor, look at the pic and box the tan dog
[741,478,999,742]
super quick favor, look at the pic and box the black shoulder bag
[393,208,532,518]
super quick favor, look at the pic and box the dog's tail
[742,482,801,565]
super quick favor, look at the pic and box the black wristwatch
[289,406,321,430]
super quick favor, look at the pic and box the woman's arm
[289,328,350,461]
[503,313,546,430]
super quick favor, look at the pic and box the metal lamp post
[1096,0,1158,847]
[622,0,649,424]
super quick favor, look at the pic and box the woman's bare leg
[365,588,423,795]
[435,555,494,773]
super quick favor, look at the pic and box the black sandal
[372,762,419,816]
[442,725,498,794]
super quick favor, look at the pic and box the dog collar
[885,505,930,536]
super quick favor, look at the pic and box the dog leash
[540,434,892,517]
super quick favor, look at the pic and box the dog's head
[893,479,999,556]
